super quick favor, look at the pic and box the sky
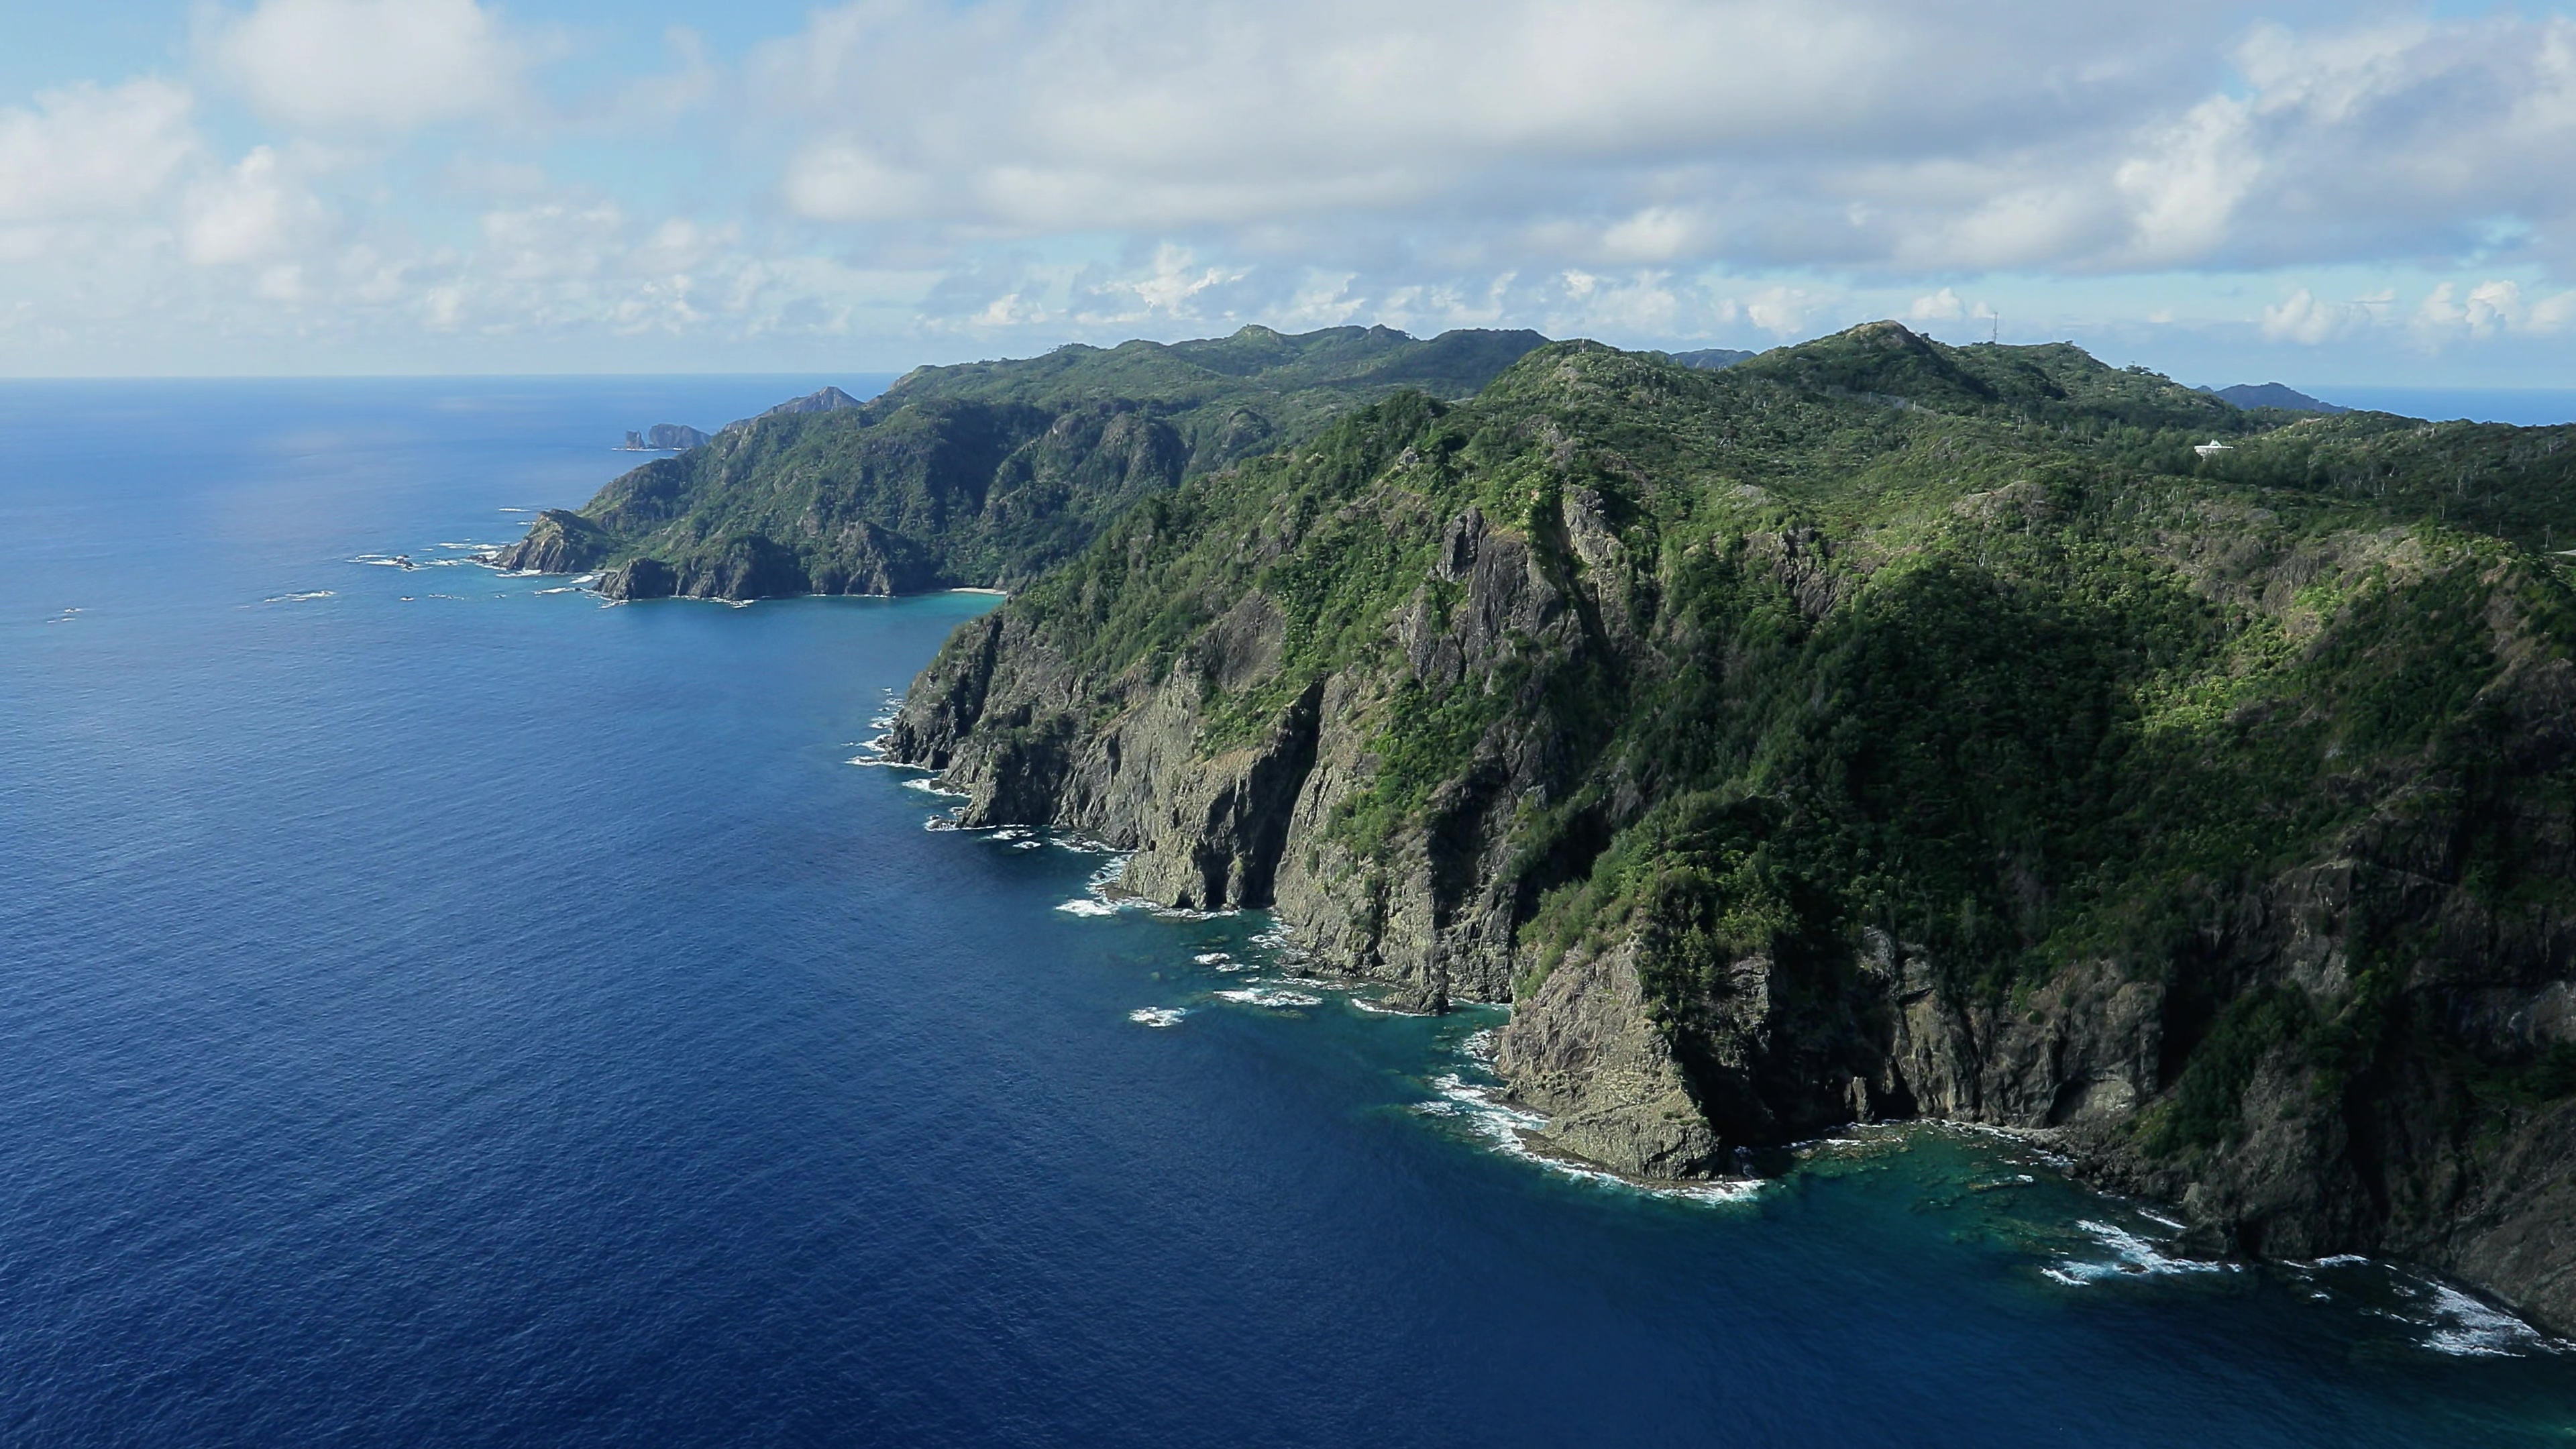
[5,0,2576,383]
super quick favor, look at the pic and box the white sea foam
[1417,1073,1546,1131]
[2420,1285,2559,1357]
[1012,840,1042,850]
[1056,898,1124,918]
[1213,988,1324,1009]
[1128,1006,1188,1028]
[1192,952,1234,966]
[2044,1220,2237,1285]
[2354,1280,2570,1358]
[262,590,335,603]
[533,586,581,595]
[1413,1072,1760,1204]
[904,777,969,798]
[1350,996,1433,1016]
[1246,924,1307,960]
[1339,989,1442,1016]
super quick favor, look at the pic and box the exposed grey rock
[1492,940,1723,1177]
[488,509,614,574]
[741,386,866,427]
[875,339,2576,1336]
[645,423,712,449]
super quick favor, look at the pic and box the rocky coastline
[879,326,2576,1334]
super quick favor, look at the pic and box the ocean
[2313,386,2576,426]
[3,376,2573,1446]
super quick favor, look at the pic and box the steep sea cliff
[489,325,1550,600]
[883,324,2576,1332]
[9,376,2575,1444]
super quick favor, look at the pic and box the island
[492,325,1550,597]
[618,423,714,451]
[511,319,2576,1336]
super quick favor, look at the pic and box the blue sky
[6,0,2575,383]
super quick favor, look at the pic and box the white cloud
[2110,96,2259,266]
[784,143,936,223]
[182,146,323,265]
[1746,285,1820,337]
[1079,244,1248,323]
[2261,287,2367,344]
[747,0,2244,257]
[2408,278,2576,343]
[731,1,2576,288]
[1599,207,1701,264]
[202,0,529,131]
[0,80,198,221]
[19,1,2576,376]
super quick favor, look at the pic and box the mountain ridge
[880,319,2576,1332]
[489,325,1551,598]
[2205,382,2351,414]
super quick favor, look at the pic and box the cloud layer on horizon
[4,0,2575,379]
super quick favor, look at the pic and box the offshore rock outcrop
[646,423,712,450]
[885,327,2576,1334]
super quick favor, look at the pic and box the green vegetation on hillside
[965,322,2576,1157]
[494,324,1550,599]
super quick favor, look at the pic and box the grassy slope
[972,322,2576,1163]
[529,325,1550,596]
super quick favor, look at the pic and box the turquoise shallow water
[4,376,2575,1446]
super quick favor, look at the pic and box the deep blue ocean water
[5,376,2576,1447]
[2312,387,2576,426]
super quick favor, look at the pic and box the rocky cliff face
[490,509,614,574]
[885,327,2576,1333]
[490,326,1552,602]
[645,423,712,449]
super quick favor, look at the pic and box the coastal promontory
[882,321,2576,1332]
[489,325,1548,598]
